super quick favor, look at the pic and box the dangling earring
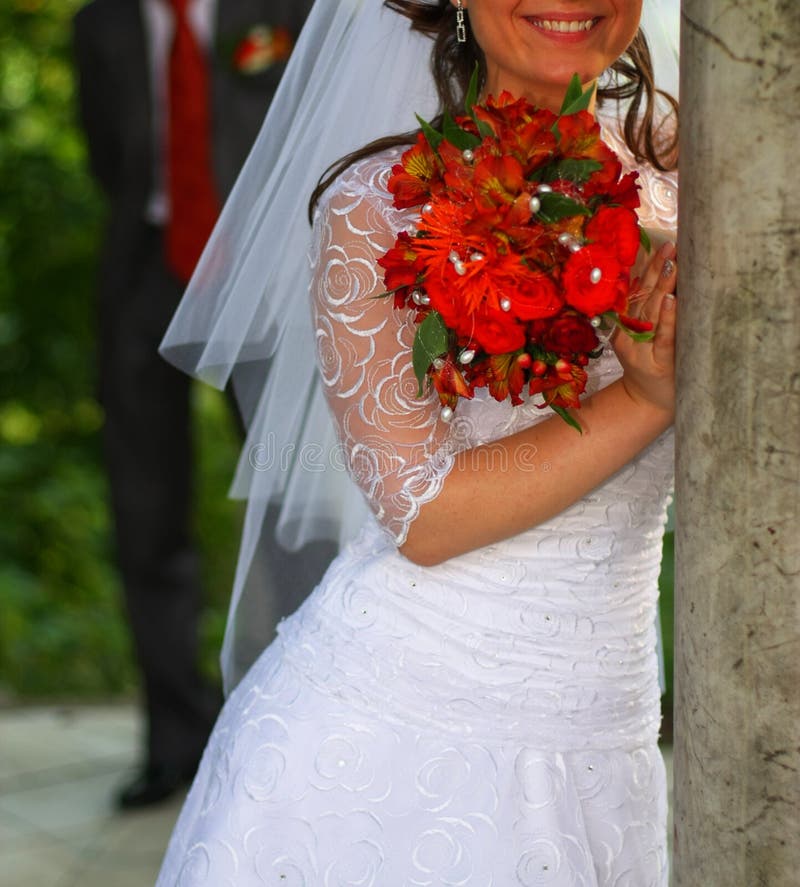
[456,0,467,44]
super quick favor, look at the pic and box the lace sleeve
[310,152,455,546]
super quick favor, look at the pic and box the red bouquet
[378,74,652,431]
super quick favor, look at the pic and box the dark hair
[309,0,678,220]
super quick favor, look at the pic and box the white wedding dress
[156,126,678,887]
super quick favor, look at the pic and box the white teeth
[536,18,596,33]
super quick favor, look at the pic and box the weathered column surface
[674,1,800,884]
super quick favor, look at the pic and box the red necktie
[165,0,220,282]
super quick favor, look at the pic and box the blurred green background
[0,0,242,700]
[0,0,674,731]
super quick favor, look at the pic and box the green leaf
[551,404,583,433]
[558,74,584,115]
[639,227,652,252]
[560,79,596,116]
[442,111,481,151]
[465,64,494,139]
[542,158,603,185]
[619,325,656,343]
[475,116,495,139]
[416,114,443,152]
[537,192,591,223]
[412,311,449,395]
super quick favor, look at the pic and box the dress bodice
[294,127,679,753]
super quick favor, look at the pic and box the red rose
[585,206,640,267]
[542,311,599,356]
[561,245,627,315]
[510,273,563,321]
[472,306,527,355]
[587,169,641,210]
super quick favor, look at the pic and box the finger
[633,242,677,316]
[652,289,677,368]
[639,245,678,325]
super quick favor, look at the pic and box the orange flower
[481,351,528,405]
[377,231,423,298]
[387,134,440,208]
[530,361,588,409]
[472,154,526,210]
[431,354,473,408]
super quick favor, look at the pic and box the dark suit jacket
[73,0,313,291]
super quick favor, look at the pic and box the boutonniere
[231,24,293,75]
[378,72,652,432]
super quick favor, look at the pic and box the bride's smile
[459,0,644,110]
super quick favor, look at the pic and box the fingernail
[663,292,676,309]
[662,258,676,278]
[660,241,676,257]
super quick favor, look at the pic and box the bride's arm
[402,243,677,565]
[313,174,677,565]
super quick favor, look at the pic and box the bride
[157,0,679,884]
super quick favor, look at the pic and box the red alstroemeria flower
[475,351,528,405]
[439,140,475,201]
[472,154,527,210]
[377,231,423,299]
[388,133,440,208]
[556,112,620,187]
[431,354,474,408]
[530,360,588,409]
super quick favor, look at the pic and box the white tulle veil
[160,0,680,692]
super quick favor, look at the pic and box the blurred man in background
[72,0,321,809]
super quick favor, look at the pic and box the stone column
[674,1,800,884]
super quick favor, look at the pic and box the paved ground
[0,706,182,887]
[0,704,674,887]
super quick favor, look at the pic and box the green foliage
[0,0,239,698]
[412,310,448,395]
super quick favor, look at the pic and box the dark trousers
[99,222,219,769]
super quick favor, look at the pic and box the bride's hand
[614,242,678,416]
